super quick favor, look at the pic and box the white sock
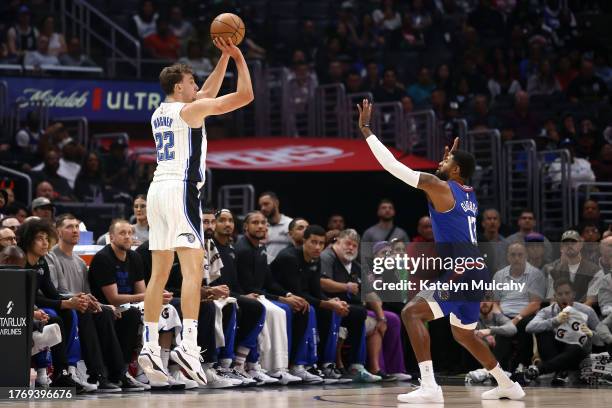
[233,346,250,369]
[161,348,171,370]
[182,319,198,345]
[488,363,514,388]
[418,360,437,387]
[220,358,233,369]
[143,322,159,345]
[246,361,258,371]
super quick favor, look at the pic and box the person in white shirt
[24,35,60,67]
[258,191,293,264]
[549,138,596,189]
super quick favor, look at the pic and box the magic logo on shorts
[178,233,196,243]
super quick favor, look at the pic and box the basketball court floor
[6,382,612,407]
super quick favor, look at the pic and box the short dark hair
[16,218,55,254]
[450,150,476,180]
[520,209,535,217]
[108,218,130,234]
[134,194,147,201]
[215,208,234,219]
[379,198,394,207]
[258,191,278,202]
[244,211,264,225]
[55,213,78,228]
[202,208,216,216]
[577,221,599,234]
[288,217,307,232]
[159,63,193,96]
[554,278,574,292]
[303,225,326,241]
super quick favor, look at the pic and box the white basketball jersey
[150,102,207,186]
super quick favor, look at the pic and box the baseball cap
[373,241,391,255]
[561,230,581,242]
[524,232,545,243]
[31,197,53,210]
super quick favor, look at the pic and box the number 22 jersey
[150,101,207,188]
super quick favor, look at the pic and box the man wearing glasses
[0,226,17,250]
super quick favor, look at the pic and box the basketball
[210,13,245,46]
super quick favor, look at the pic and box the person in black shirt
[234,211,327,383]
[17,219,83,391]
[89,219,171,388]
[215,209,303,385]
[272,225,379,382]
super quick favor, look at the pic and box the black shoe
[551,371,569,386]
[114,375,145,392]
[375,371,397,382]
[96,378,122,393]
[307,366,338,384]
[51,370,85,394]
[524,365,540,382]
[602,373,612,386]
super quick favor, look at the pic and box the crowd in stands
[1,189,611,392]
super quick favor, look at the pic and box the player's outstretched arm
[197,38,231,99]
[357,99,448,196]
[181,39,254,127]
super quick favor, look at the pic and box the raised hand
[213,37,242,59]
[357,99,373,138]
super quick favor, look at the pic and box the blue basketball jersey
[428,180,478,244]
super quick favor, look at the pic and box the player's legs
[138,250,174,384]
[398,297,443,404]
[401,298,435,362]
[176,247,205,321]
[170,247,207,386]
[449,306,525,401]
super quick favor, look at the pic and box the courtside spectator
[258,192,293,263]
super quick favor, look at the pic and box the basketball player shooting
[357,100,525,403]
[138,37,254,386]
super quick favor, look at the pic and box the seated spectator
[15,110,42,161]
[364,61,381,93]
[233,211,319,383]
[0,226,17,250]
[6,5,38,59]
[580,199,605,231]
[5,204,29,225]
[555,55,578,91]
[103,139,133,194]
[468,94,500,130]
[59,37,96,67]
[258,192,293,264]
[478,209,509,273]
[542,230,599,305]
[374,67,405,103]
[527,59,561,96]
[344,69,365,94]
[320,229,405,381]
[285,63,318,136]
[475,297,517,356]
[407,67,436,107]
[1,215,21,231]
[524,233,548,270]
[88,219,180,388]
[488,64,522,101]
[131,195,149,246]
[39,15,66,57]
[492,242,546,372]
[31,149,75,202]
[525,279,600,385]
[288,217,309,248]
[501,91,541,141]
[579,222,601,264]
[144,19,180,60]
[327,214,346,232]
[596,312,612,358]
[362,199,410,246]
[17,218,87,392]
[273,225,380,382]
[168,5,193,48]
[130,0,158,40]
[24,35,60,67]
[372,0,402,44]
[30,197,54,222]
[507,209,553,262]
[549,138,596,190]
[46,214,139,391]
[74,152,105,202]
[591,144,612,183]
[567,58,608,103]
[178,41,213,77]
[0,245,26,267]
